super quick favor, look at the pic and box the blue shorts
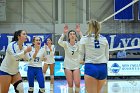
[27,66,45,88]
[0,70,12,76]
[85,63,107,80]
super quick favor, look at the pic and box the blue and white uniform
[58,34,81,70]
[44,45,55,64]
[27,47,46,92]
[80,34,109,80]
[0,41,30,75]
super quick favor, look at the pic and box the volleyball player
[58,24,82,93]
[27,36,46,93]
[43,38,55,91]
[0,30,32,93]
[80,19,109,93]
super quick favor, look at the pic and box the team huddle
[0,19,109,93]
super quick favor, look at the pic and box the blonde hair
[86,19,101,40]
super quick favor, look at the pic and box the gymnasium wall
[0,0,140,34]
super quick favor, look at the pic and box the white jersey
[28,47,46,67]
[0,41,30,75]
[44,45,55,64]
[58,34,81,70]
[80,35,109,64]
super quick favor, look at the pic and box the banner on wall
[19,61,84,77]
[0,33,52,51]
[103,34,140,50]
[138,0,140,20]
[19,60,140,77]
[114,0,134,20]
[0,33,140,51]
[108,60,140,76]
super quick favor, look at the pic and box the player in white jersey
[27,36,46,93]
[58,24,82,93]
[0,30,32,93]
[43,38,55,91]
[80,19,109,93]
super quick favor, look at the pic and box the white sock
[75,87,80,93]
[28,87,34,92]
[68,87,73,93]
[50,84,54,90]
[39,88,45,93]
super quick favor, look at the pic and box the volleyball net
[100,0,139,23]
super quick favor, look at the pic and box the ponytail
[86,19,101,40]
[94,21,100,40]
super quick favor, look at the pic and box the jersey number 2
[94,40,100,48]
[72,51,74,55]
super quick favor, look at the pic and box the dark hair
[47,38,52,41]
[68,30,77,42]
[46,38,52,45]
[31,36,41,46]
[12,30,24,42]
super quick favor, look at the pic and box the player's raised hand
[64,24,68,35]
[76,24,82,37]
[76,24,80,33]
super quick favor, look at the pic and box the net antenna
[100,0,139,24]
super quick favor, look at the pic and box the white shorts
[44,62,55,65]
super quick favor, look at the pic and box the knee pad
[13,80,24,93]
[68,87,73,93]
[75,87,80,92]
[39,88,45,93]
[28,87,34,93]
[50,75,54,79]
